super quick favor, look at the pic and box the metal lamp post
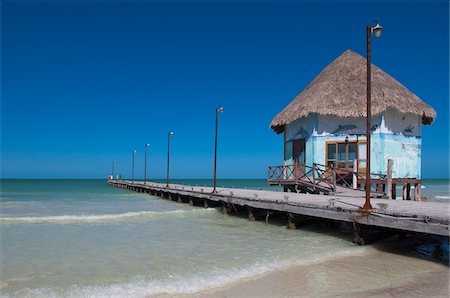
[213,106,224,193]
[166,131,174,187]
[361,20,383,211]
[144,143,149,185]
[132,149,136,184]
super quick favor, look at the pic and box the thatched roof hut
[270,50,436,134]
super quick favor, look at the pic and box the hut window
[358,142,367,168]
[326,141,359,169]
[348,143,357,168]
[327,144,337,167]
[338,143,347,168]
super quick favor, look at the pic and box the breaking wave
[0,208,216,225]
[7,248,370,298]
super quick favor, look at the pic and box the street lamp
[213,106,224,193]
[144,143,149,184]
[361,20,383,211]
[132,149,136,184]
[166,131,174,187]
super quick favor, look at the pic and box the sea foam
[0,208,216,225]
[9,248,371,298]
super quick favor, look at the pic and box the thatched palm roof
[270,49,436,134]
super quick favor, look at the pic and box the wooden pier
[108,180,449,243]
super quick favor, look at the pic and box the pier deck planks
[108,180,449,237]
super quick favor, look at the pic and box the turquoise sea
[0,179,448,297]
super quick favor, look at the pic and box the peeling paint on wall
[283,111,422,178]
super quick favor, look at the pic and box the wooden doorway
[293,139,306,178]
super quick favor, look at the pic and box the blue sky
[1,1,448,179]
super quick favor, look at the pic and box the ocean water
[0,179,448,297]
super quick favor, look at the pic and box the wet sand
[163,239,449,298]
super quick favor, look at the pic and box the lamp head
[133,149,137,153]
[372,23,383,38]
[169,131,174,136]
[146,143,150,147]
[217,106,224,113]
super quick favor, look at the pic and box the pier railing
[268,163,387,194]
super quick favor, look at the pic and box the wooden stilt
[352,160,358,189]
[189,197,194,206]
[406,183,411,200]
[332,171,337,193]
[287,213,296,229]
[352,222,365,245]
[222,202,228,215]
[204,199,209,209]
[248,207,256,221]
[414,183,421,201]
[392,183,396,200]
[402,184,407,200]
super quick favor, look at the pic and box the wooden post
[402,184,407,200]
[222,202,228,215]
[189,197,194,206]
[386,159,393,199]
[392,183,396,200]
[352,159,358,189]
[352,222,365,245]
[247,207,256,221]
[178,195,182,203]
[332,170,337,192]
[204,199,209,208]
[402,183,411,200]
[312,164,316,191]
[414,183,422,201]
[287,213,296,229]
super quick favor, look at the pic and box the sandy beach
[166,239,449,298]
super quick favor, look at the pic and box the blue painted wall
[284,112,422,178]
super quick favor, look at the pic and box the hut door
[293,139,306,178]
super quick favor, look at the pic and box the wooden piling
[352,222,365,245]
[386,159,393,199]
[248,207,256,221]
[287,213,296,229]
[332,171,337,193]
[352,160,358,189]
[414,183,421,201]
[222,202,228,215]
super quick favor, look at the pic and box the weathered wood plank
[108,180,449,237]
